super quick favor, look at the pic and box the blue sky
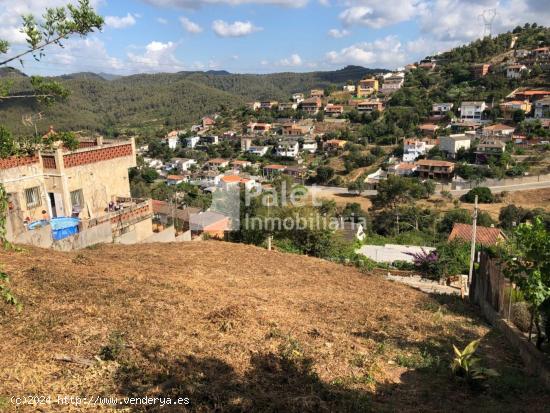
[0,0,548,76]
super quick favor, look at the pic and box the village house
[201,135,219,145]
[248,146,270,156]
[276,140,300,159]
[282,123,313,136]
[380,72,404,94]
[415,159,455,180]
[172,158,197,172]
[166,130,182,149]
[247,122,272,135]
[278,102,298,111]
[302,139,318,154]
[418,123,439,137]
[472,63,491,78]
[357,77,379,98]
[207,158,230,170]
[402,139,427,162]
[1,136,154,247]
[247,101,261,111]
[301,97,322,115]
[240,137,253,151]
[310,89,324,98]
[439,134,472,158]
[481,123,516,138]
[324,139,347,152]
[292,92,304,103]
[388,162,418,176]
[449,223,506,247]
[230,160,252,170]
[475,138,506,163]
[284,166,307,181]
[499,100,532,120]
[185,136,200,148]
[189,211,231,239]
[508,89,550,103]
[459,101,487,121]
[324,103,344,116]
[260,101,278,110]
[166,174,187,185]
[404,64,417,72]
[432,102,453,116]
[534,97,550,118]
[202,116,216,128]
[418,61,436,70]
[342,84,356,93]
[355,99,384,113]
[219,175,256,191]
[263,164,287,177]
[506,64,528,79]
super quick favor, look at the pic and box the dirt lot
[1,242,548,412]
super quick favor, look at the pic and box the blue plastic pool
[50,217,80,241]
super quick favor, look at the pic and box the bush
[461,187,494,203]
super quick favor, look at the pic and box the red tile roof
[448,223,506,246]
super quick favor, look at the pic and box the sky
[0,0,549,76]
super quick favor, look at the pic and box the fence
[470,252,550,388]
[437,172,550,191]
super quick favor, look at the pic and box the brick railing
[88,199,152,229]
[0,154,39,170]
[41,155,57,169]
[63,143,133,168]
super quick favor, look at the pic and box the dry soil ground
[1,242,549,412]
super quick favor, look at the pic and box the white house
[439,134,472,157]
[166,130,183,149]
[173,158,197,172]
[276,140,300,159]
[381,72,405,94]
[506,64,528,79]
[459,101,486,121]
[185,136,200,148]
[144,157,164,170]
[534,97,550,119]
[343,84,356,93]
[278,102,298,111]
[219,175,257,191]
[248,146,270,156]
[388,162,418,176]
[432,102,453,115]
[302,139,318,154]
[403,139,427,162]
[292,93,304,103]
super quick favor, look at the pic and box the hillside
[0,65,381,135]
[1,242,548,412]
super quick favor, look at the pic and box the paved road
[447,179,550,196]
[305,185,377,197]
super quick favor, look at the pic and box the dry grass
[0,242,548,412]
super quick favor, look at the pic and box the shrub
[461,187,494,203]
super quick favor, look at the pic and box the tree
[438,209,472,234]
[512,109,526,124]
[461,187,494,203]
[315,166,335,184]
[372,175,434,210]
[0,0,103,103]
[502,218,550,348]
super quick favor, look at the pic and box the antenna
[480,8,497,38]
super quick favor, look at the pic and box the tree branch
[0,34,66,67]
[0,94,56,99]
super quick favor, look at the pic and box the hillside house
[240,137,253,151]
[302,139,318,153]
[248,146,270,156]
[282,123,312,136]
[534,97,550,118]
[166,175,187,185]
[276,140,300,159]
[173,158,197,172]
[324,103,344,116]
[475,138,506,163]
[509,89,550,103]
[324,139,347,152]
[357,78,379,98]
[403,139,427,162]
[432,103,453,116]
[202,116,216,128]
[472,63,491,78]
[278,102,298,111]
[189,211,230,239]
[247,101,261,111]
[301,97,322,115]
[460,101,487,121]
[481,123,515,138]
[499,100,532,120]
[1,137,154,246]
[201,135,219,145]
[166,130,182,149]
[506,64,528,79]
[449,223,506,247]
[310,89,324,98]
[219,175,256,191]
[260,101,278,110]
[388,162,418,176]
[230,160,252,170]
[292,93,304,103]
[263,164,286,177]
[381,72,404,94]
[415,159,455,180]
[284,166,307,181]
[247,122,272,135]
[185,136,200,148]
[419,123,439,137]
[207,158,230,170]
[342,84,356,93]
[356,99,384,113]
[439,134,472,157]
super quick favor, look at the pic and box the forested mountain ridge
[0,65,383,135]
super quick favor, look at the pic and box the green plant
[451,339,498,385]
[99,331,126,361]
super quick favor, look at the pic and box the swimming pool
[50,217,80,240]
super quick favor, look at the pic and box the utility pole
[467,195,478,289]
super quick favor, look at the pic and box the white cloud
[157,17,168,24]
[276,53,303,66]
[339,0,420,29]
[326,35,407,69]
[127,40,184,71]
[212,20,262,37]
[328,28,350,38]
[179,16,203,33]
[141,0,308,8]
[105,13,137,29]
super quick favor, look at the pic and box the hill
[1,241,548,412]
[0,65,382,135]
